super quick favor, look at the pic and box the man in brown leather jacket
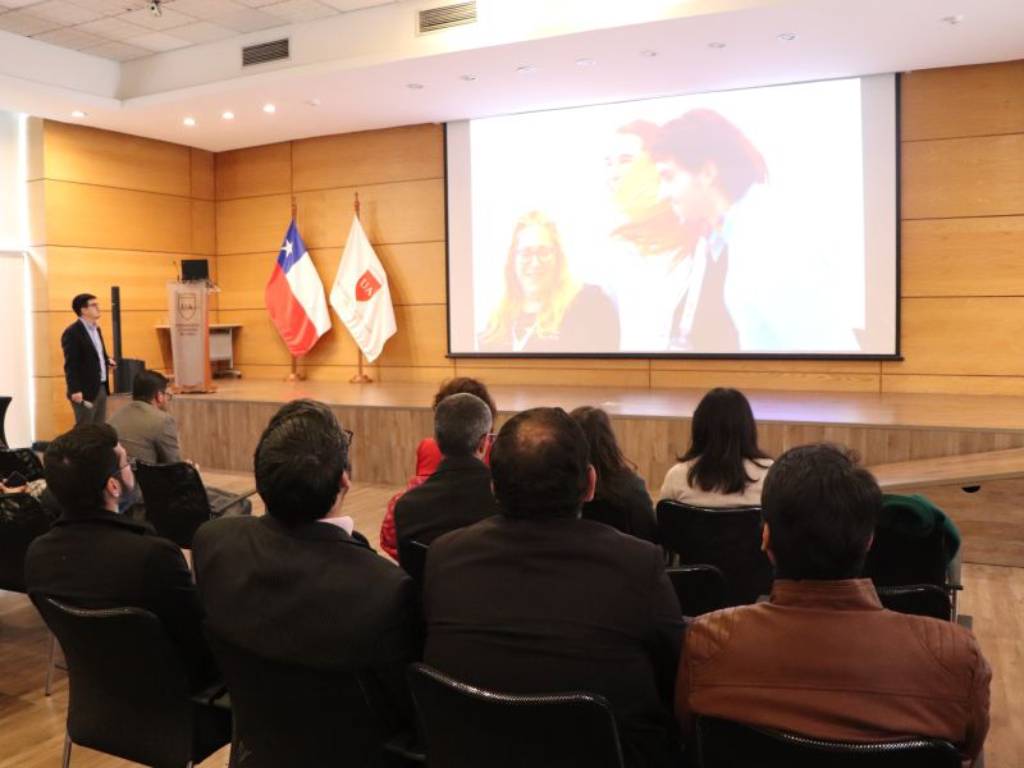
[676,443,990,766]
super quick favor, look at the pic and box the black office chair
[408,663,626,768]
[694,716,961,768]
[206,630,418,768]
[876,584,952,621]
[864,522,960,620]
[31,596,231,768]
[0,492,55,592]
[666,565,728,617]
[0,447,45,482]
[656,500,772,606]
[398,539,429,588]
[135,461,253,549]
[0,395,11,448]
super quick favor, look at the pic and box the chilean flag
[265,220,331,357]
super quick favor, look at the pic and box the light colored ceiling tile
[165,0,241,20]
[233,0,283,7]
[78,14,149,40]
[168,20,236,44]
[260,0,336,23]
[79,39,150,60]
[128,29,190,50]
[0,0,46,8]
[28,0,104,24]
[0,10,63,35]
[33,25,105,49]
[210,8,282,32]
[319,0,395,11]
[70,0,148,14]
[119,5,195,30]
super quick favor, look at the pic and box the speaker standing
[62,293,117,425]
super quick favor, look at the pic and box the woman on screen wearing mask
[477,211,619,353]
[614,110,767,353]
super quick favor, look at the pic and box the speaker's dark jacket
[25,509,217,691]
[61,319,109,400]
[424,515,685,768]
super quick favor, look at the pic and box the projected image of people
[477,211,619,353]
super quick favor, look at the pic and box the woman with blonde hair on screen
[478,211,618,353]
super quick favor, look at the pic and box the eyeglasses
[109,458,136,479]
[343,429,354,447]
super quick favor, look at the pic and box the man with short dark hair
[677,443,991,766]
[192,399,418,722]
[25,424,217,690]
[424,407,684,768]
[61,293,117,425]
[394,392,497,557]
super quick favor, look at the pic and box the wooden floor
[0,474,1021,766]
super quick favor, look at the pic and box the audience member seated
[192,399,419,721]
[676,443,990,766]
[423,407,684,768]
[109,369,250,517]
[394,393,498,555]
[571,406,657,543]
[25,424,218,691]
[659,387,771,507]
[380,376,497,558]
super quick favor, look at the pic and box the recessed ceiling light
[406,83,424,90]
[640,49,658,58]
[183,116,196,127]
[460,74,477,82]
[262,103,276,114]
[222,110,235,120]
[941,14,965,25]
[575,57,596,67]
[708,42,727,49]
[777,32,797,41]
[305,98,320,107]
[516,65,536,74]
[70,110,87,118]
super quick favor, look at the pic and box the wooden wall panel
[216,194,291,255]
[650,358,880,374]
[902,217,1024,297]
[191,200,216,255]
[881,375,1024,397]
[358,242,446,306]
[217,252,273,310]
[455,365,651,388]
[902,134,1024,219]
[215,142,291,200]
[218,308,292,366]
[190,148,215,200]
[377,305,450,368]
[902,61,1024,141]
[43,121,191,197]
[650,370,880,393]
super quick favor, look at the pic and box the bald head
[490,407,591,519]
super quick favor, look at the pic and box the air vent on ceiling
[242,38,290,67]
[418,1,477,34]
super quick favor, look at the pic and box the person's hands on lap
[70,392,83,404]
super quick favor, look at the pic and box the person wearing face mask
[477,211,619,353]
[25,424,219,692]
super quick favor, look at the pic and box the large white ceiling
[1,0,1023,152]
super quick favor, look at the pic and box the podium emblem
[177,292,198,321]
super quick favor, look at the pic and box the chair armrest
[210,488,257,516]
[191,681,229,707]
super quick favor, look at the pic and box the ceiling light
[222,110,235,120]
[262,103,276,114]
[640,49,658,58]
[149,0,162,18]
[183,116,196,127]
[516,65,536,74]
[941,14,964,25]
[406,83,424,90]
[777,32,797,41]
[708,42,727,49]
[460,74,477,82]
[575,57,596,67]
[70,110,87,118]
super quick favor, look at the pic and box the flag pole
[286,195,306,383]
[350,191,374,384]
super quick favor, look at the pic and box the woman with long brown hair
[571,406,657,543]
[478,211,619,352]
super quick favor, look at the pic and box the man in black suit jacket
[394,392,497,559]
[25,424,217,691]
[423,407,684,768]
[192,399,419,733]
[61,293,116,425]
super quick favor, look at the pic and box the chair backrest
[408,663,625,768]
[666,565,728,617]
[656,500,772,606]
[0,395,11,448]
[0,493,55,592]
[695,716,961,768]
[30,595,198,767]
[876,584,952,621]
[134,460,212,548]
[0,447,45,482]
[863,523,948,589]
[205,630,391,768]
[398,538,429,587]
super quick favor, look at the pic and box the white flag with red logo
[329,214,397,362]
